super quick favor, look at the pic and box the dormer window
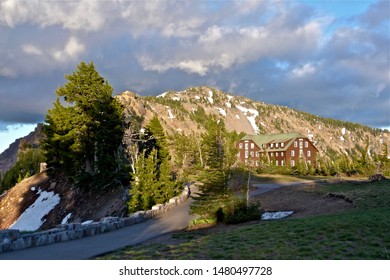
[270,143,274,148]
[275,143,279,148]
[281,142,284,148]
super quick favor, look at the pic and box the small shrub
[221,197,261,224]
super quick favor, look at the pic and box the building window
[307,160,311,165]
[294,141,298,147]
[299,141,303,148]
[291,150,295,157]
[245,143,248,150]
[245,151,249,158]
[281,160,284,166]
[291,160,295,166]
[251,143,254,149]
[239,143,243,149]
[281,152,284,157]
[270,152,274,158]
[262,144,266,149]
[256,160,259,166]
[305,141,309,148]
[276,160,279,166]
[270,143,274,148]
[299,150,303,158]
[256,151,260,157]
[307,150,311,157]
[276,152,279,157]
[276,143,279,148]
[281,142,284,148]
[250,151,254,157]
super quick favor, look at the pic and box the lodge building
[237,133,318,167]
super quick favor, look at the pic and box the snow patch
[225,102,231,108]
[30,186,36,191]
[172,96,180,101]
[235,114,240,119]
[168,109,175,121]
[9,190,61,231]
[61,213,72,225]
[340,136,345,141]
[236,105,259,117]
[216,107,226,117]
[81,220,94,225]
[236,105,259,134]
[157,92,168,98]
[207,90,214,104]
[342,128,346,135]
[261,211,294,220]
[247,116,259,134]
[307,130,314,141]
[195,96,201,100]
[227,95,233,100]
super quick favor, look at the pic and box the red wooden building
[237,132,318,167]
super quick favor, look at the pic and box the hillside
[117,86,389,160]
[0,171,126,231]
[0,124,43,176]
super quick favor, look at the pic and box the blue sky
[0,0,389,153]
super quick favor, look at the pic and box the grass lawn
[96,179,390,260]
[250,173,335,184]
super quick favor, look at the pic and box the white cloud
[52,37,85,62]
[22,44,43,56]
[138,19,322,76]
[291,63,316,78]
[0,0,108,31]
[0,66,16,77]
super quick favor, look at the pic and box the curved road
[0,180,309,260]
[0,196,196,260]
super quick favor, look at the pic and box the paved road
[0,197,196,260]
[0,181,309,260]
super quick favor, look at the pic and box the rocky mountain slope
[0,124,43,176]
[117,86,389,160]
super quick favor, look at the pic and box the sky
[0,0,389,153]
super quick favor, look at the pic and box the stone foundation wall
[0,186,191,254]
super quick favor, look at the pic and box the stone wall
[0,186,191,254]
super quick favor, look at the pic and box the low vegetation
[96,179,390,260]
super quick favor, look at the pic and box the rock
[369,174,386,182]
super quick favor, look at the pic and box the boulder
[369,174,386,182]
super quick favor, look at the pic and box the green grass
[315,179,390,210]
[250,173,334,184]
[96,179,390,260]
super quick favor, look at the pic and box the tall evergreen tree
[127,116,179,212]
[43,62,124,189]
[190,118,230,220]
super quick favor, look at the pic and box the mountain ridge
[0,86,388,177]
[116,86,389,161]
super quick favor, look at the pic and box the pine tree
[127,116,179,212]
[43,62,124,189]
[190,118,230,220]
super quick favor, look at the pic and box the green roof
[241,132,307,151]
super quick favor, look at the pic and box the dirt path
[251,181,355,218]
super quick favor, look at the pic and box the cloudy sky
[0,0,389,153]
